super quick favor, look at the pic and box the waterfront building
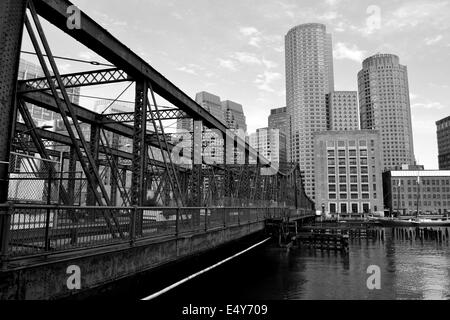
[436,116,450,170]
[285,23,334,199]
[383,170,450,215]
[314,130,384,216]
[326,91,359,131]
[221,100,247,133]
[358,53,415,171]
[268,107,290,137]
[249,127,287,171]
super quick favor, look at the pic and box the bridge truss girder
[0,0,315,244]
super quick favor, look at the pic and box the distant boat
[371,216,450,227]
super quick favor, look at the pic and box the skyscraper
[249,127,287,169]
[195,92,226,125]
[436,115,450,170]
[195,92,227,164]
[221,100,247,133]
[358,53,415,171]
[285,23,334,198]
[326,91,359,131]
[268,107,290,137]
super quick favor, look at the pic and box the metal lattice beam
[18,68,130,92]
[102,108,189,123]
[32,0,268,166]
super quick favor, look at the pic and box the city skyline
[18,0,450,169]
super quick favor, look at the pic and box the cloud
[424,35,443,45]
[228,52,278,69]
[218,58,238,72]
[385,1,450,31]
[239,27,263,47]
[231,52,261,65]
[412,101,446,110]
[324,0,342,5]
[177,66,198,75]
[409,93,419,100]
[255,71,282,92]
[239,27,259,36]
[333,42,366,63]
[318,11,340,21]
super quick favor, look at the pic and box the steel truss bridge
[0,0,315,299]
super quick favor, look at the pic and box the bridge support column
[87,124,100,206]
[131,81,148,236]
[192,119,203,226]
[110,133,119,206]
[0,0,27,263]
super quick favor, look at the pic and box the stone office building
[314,130,384,216]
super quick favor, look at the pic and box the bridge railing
[0,203,313,260]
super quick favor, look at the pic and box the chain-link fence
[7,152,83,205]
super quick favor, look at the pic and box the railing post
[175,207,179,237]
[238,207,241,226]
[0,203,12,270]
[223,208,226,228]
[130,206,137,245]
[204,207,208,232]
[44,175,52,251]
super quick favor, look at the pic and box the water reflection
[153,227,450,300]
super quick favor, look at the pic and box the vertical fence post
[0,203,12,270]
[44,175,52,251]
[204,207,208,232]
[175,207,179,237]
[238,207,241,226]
[223,208,226,228]
[130,206,136,245]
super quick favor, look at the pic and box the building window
[340,203,348,213]
[328,176,336,183]
[351,203,358,213]
[362,203,370,213]
[340,193,348,200]
[329,203,337,213]
[329,193,337,199]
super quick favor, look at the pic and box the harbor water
[149,227,450,300]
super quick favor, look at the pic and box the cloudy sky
[21,0,450,169]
